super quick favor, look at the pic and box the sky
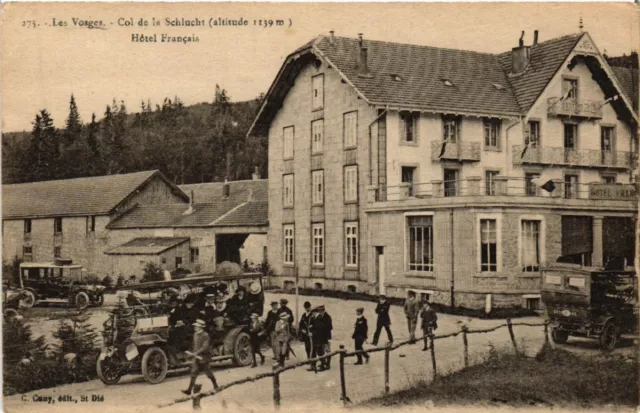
[1,2,638,132]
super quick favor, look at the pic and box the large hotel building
[249,31,638,309]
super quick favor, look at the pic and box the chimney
[247,188,254,202]
[190,190,195,205]
[222,178,230,199]
[329,30,335,45]
[511,31,531,74]
[252,166,261,180]
[533,30,539,46]
[356,33,369,75]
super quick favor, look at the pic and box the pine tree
[23,110,60,181]
[63,94,82,147]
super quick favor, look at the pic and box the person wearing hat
[419,300,438,351]
[246,282,264,316]
[248,313,266,367]
[352,307,370,365]
[274,312,292,367]
[298,301,313,359]
[264,301,280,359]
[372,295,393,346]
[182,319,219,395]
[227,286,249,324]
[277,298,294,327]
[404,290,420,341]
[309,305,332,371]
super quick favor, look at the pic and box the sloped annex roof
[105,237,189,255]
[610,66,639,111]
[179,179,268,205]
[2,170,189,220]
[250,32,635,136]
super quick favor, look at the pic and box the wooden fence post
[506,318,519,354]
[339,345,350,405]
[272,363,281,410]
[462,326,469,368]
[384,343,390,395]
[430,335,437,381]
[544,320,549,345]
[192,384,202,410]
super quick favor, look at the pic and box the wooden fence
[158,319,549,410]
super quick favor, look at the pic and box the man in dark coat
[298,301,313,359]
[309,305,332,371]
[419,300,438,351]
[181,319,219,395]
[264,301,280,359]
[352,307,370,365]
[227,286,250,324]
[277,298,294,327]
[372,295,393,345]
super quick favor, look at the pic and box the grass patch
[361,344,638,409]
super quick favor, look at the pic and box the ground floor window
[312,223,325,266]
[284,225,294,265]
[23,246,33,262]
[190,247,199,263]
[345,222,358,267]
[521,220,541,272]
[175,256,183,268]
[560,216,592,266]
[407,215,434,271]
[54,246,62,258]
[525,297,541,311]
[480,219,498,272]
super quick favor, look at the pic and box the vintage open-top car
[18,260,105,310]
[96,267,265,385]
[541,264,638,351]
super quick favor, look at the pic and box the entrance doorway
[375,247,386,295]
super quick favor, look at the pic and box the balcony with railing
[547,97,603,119]
[512,145,633,169]
[430,141,481,162]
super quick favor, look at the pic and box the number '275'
[22,20,37,28]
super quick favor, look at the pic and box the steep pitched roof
[610,66,639,111]
[2,170,187,220]
[106,237,189,255]
[497,33,583,112]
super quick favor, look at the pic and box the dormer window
[492,83,504,90]
[390,74,402,82]
[442,78,454,87]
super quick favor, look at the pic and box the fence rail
[160,319,549,410]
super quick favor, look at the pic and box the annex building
[249,30,638,309]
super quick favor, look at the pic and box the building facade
[250,31,638,309]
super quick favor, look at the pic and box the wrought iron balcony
[547,97,602,119]
[430,141,481,162]
[513,145,632,169]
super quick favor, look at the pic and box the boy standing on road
[404,290,420,341]
[249,313,266,367]
[352,307,370,365]
[298,301,313,359]
[419,301,438,351]
[182,319,219,396]
[372,295,393,346]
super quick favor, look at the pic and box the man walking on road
[182,319,219,396]
[309,305,332,371]
[372,295,393,346]
[420,300,438,351]
[404,290,420,341]
[264,301,279,359]
[352,307,370,365]
[298,301,313,358]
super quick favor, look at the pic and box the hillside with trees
[2,86,267,185]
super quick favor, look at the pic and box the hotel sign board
[589,183,637,201]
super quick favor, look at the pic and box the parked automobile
[18,260,105,310]
[97,266,264,385]
[541,264,638,351]
[2,280,28,319]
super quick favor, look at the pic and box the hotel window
[442,116,459,143]
[401,166,416,196]
[312,74,324,110]
[483,118,500,149]
[311,119,324,154]
[23,246,33,262]
[283,126,294,160]
[312,223,325,266]
[562,78,578,101]
[283,174,294,207]
[54,217,63,234]
[408,215,434,272]
[564,174,579,199]
[525,121,540,147]
[283,225,295,265]
[563,123,578,163]
[344,165,358,203]
[54,246,62,258]
[525,172,540,196]
[24,219,32,234]
[521,220,541,272]
[345,222,358,267]
[601,126,615,164]
[602,174,616,184]
[400,112,418,143]
[443,168,458,197]
[343,111,358,148]
[480,219,498,272]
[312,170,324,205]
[87,216,96,233]
[190,247,199,263]
[485,171,499,196]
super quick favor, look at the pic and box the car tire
[74,291,90,310]
[4,308,19,319]
[232,331,253,367]
[19,290,36,308]
[599,322,618,352]
[96,354,124,385]
[551,327,569,344]
[141,346,169,384]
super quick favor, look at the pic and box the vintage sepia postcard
[1,2,639,413]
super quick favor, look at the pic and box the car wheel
[74,291,90,310]
[19,290,36,308]
[96,354,124,385]
[232,332,253,367]
[599,322,618,352]
[551,327,569,344]
[141,347,169,384]
[4,308,19,319]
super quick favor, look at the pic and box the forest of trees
[2,86,267,185]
